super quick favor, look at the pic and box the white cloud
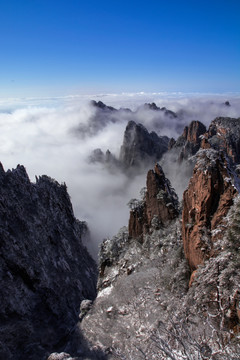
[0,92,239,258]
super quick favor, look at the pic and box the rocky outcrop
[204,117,240,164]
[88,148,119,170]
[0,164,97,360]
[119,121,169,169]
[47,353,78,360]
[90,100,116,112]
[182,149,238,271]
[145,164,179,226]
[173,120,206,161]
[129,164,179,239]
[143,102,177,118]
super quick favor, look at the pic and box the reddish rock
[128,204,147,240]
[182,150,237,271]
[173,121,206,161]
[129,164,179,239]
[188,270,197,287]
[186,121,207,144]
[145,164,178,226]
[200,137,211,149]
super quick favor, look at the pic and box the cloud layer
[0,92,239,258]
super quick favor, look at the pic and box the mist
[0,92,239,258]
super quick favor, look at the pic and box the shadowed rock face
[90,100,116,112]
[182,150,237,271]
[173,120,207,161]
[205,117,240,164]
[129,164,179,239]
[143,102,177,118]
[119,121,169,169]
[0,164,97,360]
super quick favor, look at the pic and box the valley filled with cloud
[0,92,239,257]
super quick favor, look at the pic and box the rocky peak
[0,164,97,359]
[144,102,160,111]
[173,120,206,161]
[88,148,120,172]
[119,120,169,169]
[143,102,177,118]
[145,163,179,225]
[185,120,207,143]
[205,117,240,164]
[168,137,176,150]
[182,149,238,272]
[90,100,116,112]
[129,163,179,239]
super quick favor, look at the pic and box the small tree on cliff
[127,198,143,211]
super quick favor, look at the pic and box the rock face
[88,148,119,170]
[143,102,177,118]
[0,164,97,360]
[90,100,116,112]
[173,120,206,160]
[119,121,169,169]
[205,117,240,164]
[182,149,238,271]
[129,164,179,239]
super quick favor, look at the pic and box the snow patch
[97,285,113,298]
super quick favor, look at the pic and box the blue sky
[0,0,239,97]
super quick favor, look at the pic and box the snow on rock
[182,149,238,272]
[0,163,97,360]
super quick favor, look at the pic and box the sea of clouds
[0,92,239,258]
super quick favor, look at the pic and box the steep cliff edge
[182,149,238,271]
[0,164,97,360]
[205,117,240,164]
[128,163,179,239]
[169,120,206,161]
[119,120,169,169]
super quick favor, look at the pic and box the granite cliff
[0,164,97,360]
[170,120,207,161]
[119,120,169,170]
[128,163,179,239]
[182,149,238,272]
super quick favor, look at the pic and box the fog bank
[0,92,239,258]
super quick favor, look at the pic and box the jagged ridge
[0,164,97,360]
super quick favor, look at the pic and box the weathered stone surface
[182,150,237,271]
[227,291,240,333]
[143,102,177,118]
[119,121,169,169]
[128,164,179,239]
[173,120,206,161]
[168,137,176,150]
[206,117,240,164]
[128,203,146,240]
[145,164,179,226]
[88,148,119,170]
[0,164,97,360]
[79,300,93,321]
[90,100,116,112]
[47,352,76,360]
